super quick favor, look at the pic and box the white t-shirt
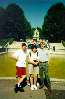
[13,49,27,67]
[38,48,48,62]
[28,51,39,62]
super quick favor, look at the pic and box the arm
[27,57,39,65]
[9,50,19,60]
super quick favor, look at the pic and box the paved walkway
[0,52,6,54]
[0,79,65,99]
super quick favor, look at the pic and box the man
[28,44,39,90]
[12,43,27,93]
[38,40,51,94]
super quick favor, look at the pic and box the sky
[0,0,65,28]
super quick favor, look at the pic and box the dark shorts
[16,66,26,77]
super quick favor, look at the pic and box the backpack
[29,51,39,66]
[29,51,38,57]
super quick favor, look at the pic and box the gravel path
[0,80,65,99]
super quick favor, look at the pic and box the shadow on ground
[45,89,65,99]
[0,80,65,99]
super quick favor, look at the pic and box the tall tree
[5,3,32,41]
[0,7,7,38]
[42,2,65,42]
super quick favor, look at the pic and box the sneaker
[27,83,30,86]
[30,85,34,90]
[19,87,24,92]
[14,84,19,93]
[37,83,39,87]
[33,85,37,90]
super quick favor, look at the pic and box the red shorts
[16,66,26,77]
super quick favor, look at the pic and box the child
[28,45,39,90]
[12,43,27,93]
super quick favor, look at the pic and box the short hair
[31,44,37,49]
[40,41,45,45]
[22,43,26,47]
[39,41,46,47]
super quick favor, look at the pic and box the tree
[5,3,32,41]
[0,7,7,38]
[42,2,65,42]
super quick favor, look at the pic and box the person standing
[38,41,51,94]
[28,44,39,90]
[12,43,27,93]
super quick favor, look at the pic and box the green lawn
[0,53,65,79]
[0,53,16,77]
[48,55,65,79]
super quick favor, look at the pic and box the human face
[32,48,37,53]
[40,43,45,49]
[22,45,27,52]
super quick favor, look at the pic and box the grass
[0,53,65,79]
[0,53,16,77]
[48,55,65,79]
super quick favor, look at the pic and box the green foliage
[9,38,14,44]
[0,3,33,41]
[42,2,65,42]
[0,38,14,47]
[0,7,7,38]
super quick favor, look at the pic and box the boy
[28,45,39,90]
[12,43,27,93]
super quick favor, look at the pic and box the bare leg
[30,74,34,86]
[30,74,34,90]
[14,76,26,93]
[18,75,26,84]
[34,75,37,85]
[33,75,37,90]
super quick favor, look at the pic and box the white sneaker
[33,85,37,90]
[37,83,39,87]
[27,83,30,86]
[31,85,34,90]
